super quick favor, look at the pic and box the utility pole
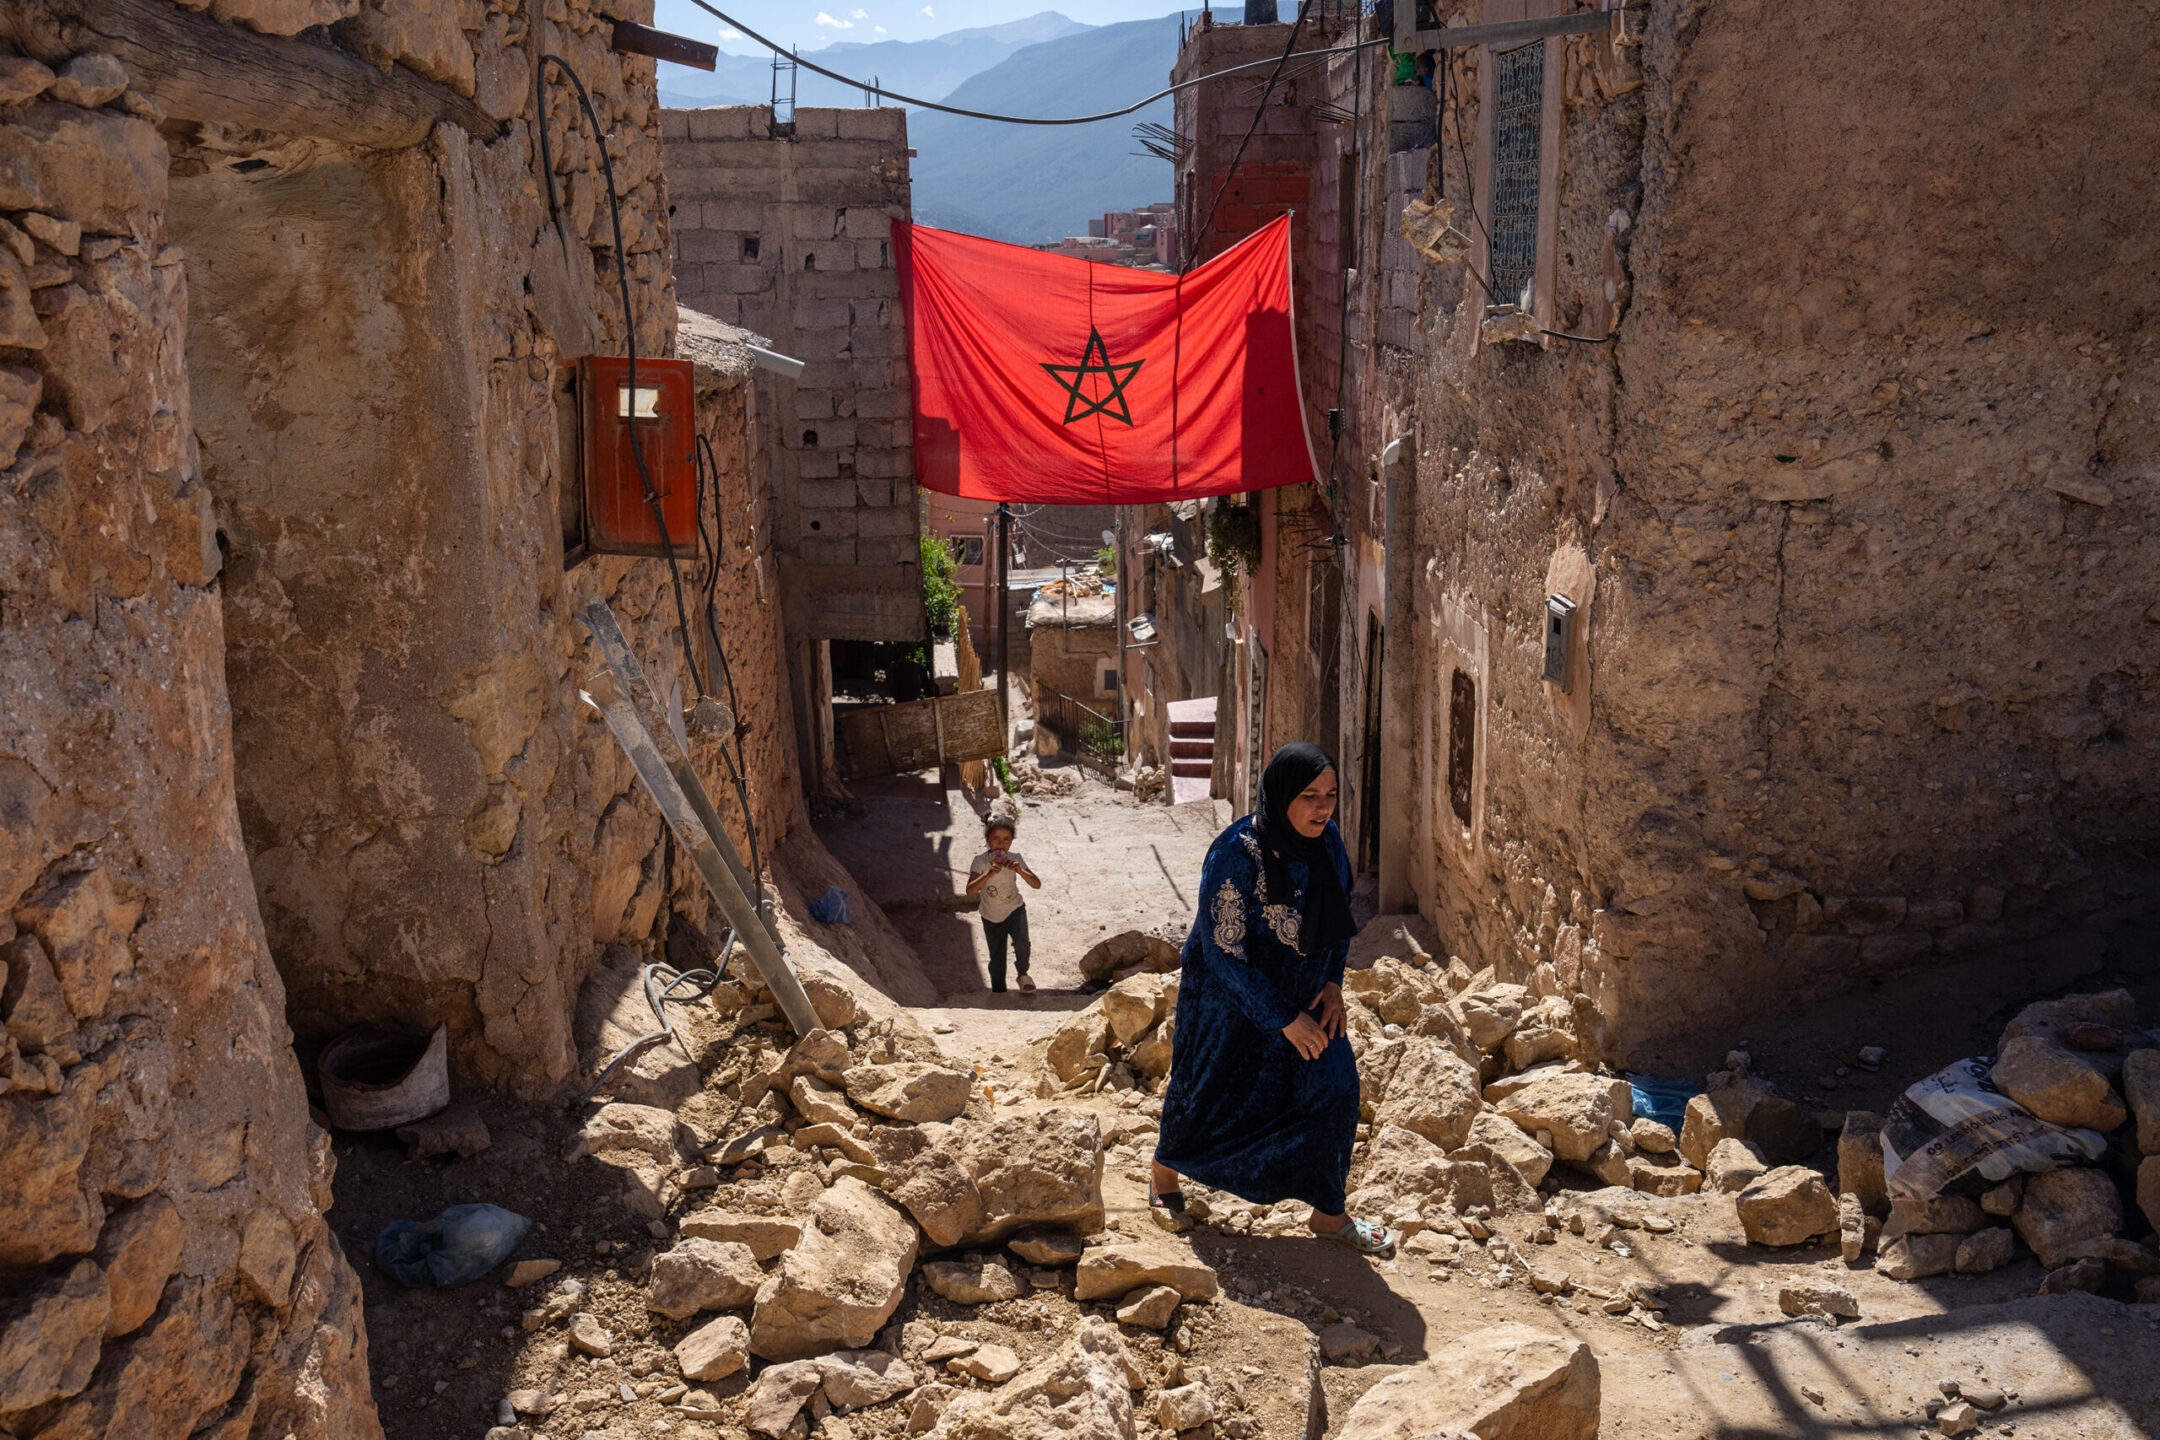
[995,502,1012,760]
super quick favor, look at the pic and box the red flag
[894,217,1317,503]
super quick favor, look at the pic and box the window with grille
[1447,668,1477,828]
[1488,41,1544,309]
[948,534,984,567]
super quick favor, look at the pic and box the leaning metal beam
[578,634,823,1041]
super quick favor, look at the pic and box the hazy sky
[649,0,1184,57]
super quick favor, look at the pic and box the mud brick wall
[0,36,377,1440]
[1401,0,2160,1062]
[661,105,925,645]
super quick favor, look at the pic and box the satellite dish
[1101,530,1116,545]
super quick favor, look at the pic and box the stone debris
[1074,1235,1221,1302]
[1953,1228,2016,1274]
[567,1312,614,1357]
[1335,1322,1599,1440]
[1836,1111,1890,1213]
[572,1102,696,1165]
[949,1344,1024,1383]
[2124,1049,2160,1154]
[1008,1231,1087,1266]
[1156,1382,1216,1431]
[930,1322,1133,1439]
[504,1258,564,1289]
[1736,1166,1840,1247]
[1115,1284,1182,1329]
[1990,1037,2127,1132]
[676,1315,751,1381]
[1704,1138,1770,1194]
[745,1359,825,1437]
[818,1350,918,1407]
[2037,1257,2106,1295]
[845,1061,975,1122]
[396,1097,492,1158]
[2012,1167,2121,1268]
[1938,1400,1981,1437]
[1319,1322,1382,1363]
[648,1237,766,1318]
[1883,1196,1985,1239]
[1778,1280,1860,1321]
[750,1177,920,1360]
[678,1209,804,1261]
[923,1258,1026,1305]
[1879,1234,1961,1281]
[1680,1080,1812,1168]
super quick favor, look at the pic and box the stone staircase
[1165,695,1217,806]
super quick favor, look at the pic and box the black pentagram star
[1041,327,1144,427]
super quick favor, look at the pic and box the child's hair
[984,817,1016,842]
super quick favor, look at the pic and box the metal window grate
[1488,41,1544,308]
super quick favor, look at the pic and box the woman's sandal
[1314,1217,1395,1255]
[1149,1190,1194,1234]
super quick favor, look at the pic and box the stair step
[1169,738,1213,759]
[1168,721,1216,739]
[1170,759,1212,777]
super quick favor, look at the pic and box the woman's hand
[1313,982,1345,1039]
[1282,1012,1328,1060]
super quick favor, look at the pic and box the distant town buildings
[1034,202,1177,269]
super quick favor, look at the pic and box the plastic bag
[809,885,852,925]
[375,1202,532,1288]
[1623,1074,1700,1134]
[1880,1057,2107,1201]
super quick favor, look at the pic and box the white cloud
[719,25,741,37]
[921,4,934,14]
[874,24,887,32]
[815,10,855,26]
[851,7,867,16]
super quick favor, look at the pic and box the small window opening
[802,428,819,446]
[809,519,822,531]
[1488,41,1544,308]
[742,235,761,261]
[803,253,816,271]
[1447,668,1477,827]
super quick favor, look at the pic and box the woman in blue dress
[1149,743,1394,1254]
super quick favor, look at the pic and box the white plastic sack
[1880,1057,2107,1200]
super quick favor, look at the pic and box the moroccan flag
[893,216,1317,503]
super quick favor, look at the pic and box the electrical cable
[1190,0,1316,267]
[538,55,708,701]
[679,0,1386,127]
[575,954,730,1108]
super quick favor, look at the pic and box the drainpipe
[1377,434,1416,914]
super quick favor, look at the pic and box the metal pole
[996,502,1012,757]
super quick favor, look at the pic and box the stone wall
[661,104,924,646]
[0,36,377,1440]
[1403,0,2160,1061]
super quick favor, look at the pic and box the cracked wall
[1404,0,2160,1062]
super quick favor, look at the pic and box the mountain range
[658,8,1233,244]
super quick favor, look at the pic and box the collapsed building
[0,4,922,1435]
[1122,0,2159,1062]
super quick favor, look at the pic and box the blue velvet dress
[1155,816,1358,1215]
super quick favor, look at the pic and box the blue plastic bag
[376,1202,531,1288]
[1624,1074,1700,1133]
[809,885,852,924]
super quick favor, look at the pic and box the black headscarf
[1251,742,1356,959]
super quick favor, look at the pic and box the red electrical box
[576,355,697,559]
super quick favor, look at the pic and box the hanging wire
[677,0,1386,127]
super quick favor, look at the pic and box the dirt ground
[323,775,2160,1440]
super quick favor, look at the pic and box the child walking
[966,817,1041,994]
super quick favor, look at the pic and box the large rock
[951,1110,1106,1243]
[1991,1038,2127,1132]
[2141,1157,2160,1238]
[1456,984,1527,1053]
[572,1102,695,1164]
[1735,1166,1840,1247]
[1954,1228,2016,1275]
[750,1177,919,1360]
[2001,989,2140,1057]
[1882,1196,1984,1239]
[1705,1138,1768,1194]
[1463,1109,1554,1187]
[1498,1073,1634,1163]
[926,1318,1136,1440]
[1074,1234,1220,1302]
[1101,973,1174,1047]
[922,1259,1025,1305]
[1679,1081,1812,1169]
[677,1209,802,1261]
[745,1360,825,1438]
[844,1062,973,1122]
[1878,1233,1959,1281]
[1079,930,1181,985]
[1046,1013,1111,1084]
[95,1194,183,1338]
[1502,995,1580,1070]
[1335,1323,1599,1440]
[817,1349,917,1407]
[1374,1035,1483,1150]
[789,1074,860,1128]
[894,1148,986,1248]
[1836,1111,1888,1214]
[2013,1167,2121,1269]
[1362,1124,1512,1216]
[648,1239,766,1319]
[676,1315,751,1382]
[0,1259,108,1414]
[2124,1050,2160,1156]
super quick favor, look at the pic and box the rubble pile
[1834,989,2160,1298]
